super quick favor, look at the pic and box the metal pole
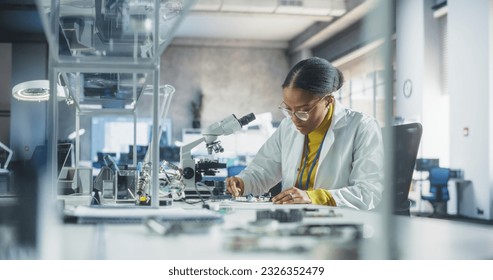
[381,0,397,260]
[150,0,161,208]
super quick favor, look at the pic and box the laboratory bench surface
[2,195,493,260]
[51,196,493,260]
[411,212,493,226]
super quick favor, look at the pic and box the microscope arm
[178,113,255,195]
[180,137,207,190]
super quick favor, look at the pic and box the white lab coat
[237,100,384,210]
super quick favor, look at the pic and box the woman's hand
[271,187,312,204]
[226,176,245,197]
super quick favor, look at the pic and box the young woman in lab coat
[226,57,384,210]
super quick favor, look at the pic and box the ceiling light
[12,80,66,102]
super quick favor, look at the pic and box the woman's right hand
[226,176,245,197]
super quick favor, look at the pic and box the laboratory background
[0,0,492,260]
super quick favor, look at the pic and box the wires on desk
[194,182,213,204]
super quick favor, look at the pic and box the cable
[193,181,207,205]
[196,181,214,196]
[186,181,214,205]
[179,198,205,205]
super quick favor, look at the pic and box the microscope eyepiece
[238,113,256,126]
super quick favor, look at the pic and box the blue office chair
[227,165,246,177]
[421,167,450,215]
[227,165,283,196]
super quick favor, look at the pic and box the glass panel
[36,0,191,64]
[60,71,149,111]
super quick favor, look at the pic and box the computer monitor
[30,143,74,176]
[128,145,148,162]
[57,142,74,174]
[159,146,180,163]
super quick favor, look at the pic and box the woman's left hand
[271,187,312,204]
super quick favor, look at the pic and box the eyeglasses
[278,95,329,121]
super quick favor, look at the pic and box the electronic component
[292,224,363,239]
[302,208,342,218]
[256,209,303,223]
[233,193,272,203]
[224,235,313,253]
[116,169,138,200]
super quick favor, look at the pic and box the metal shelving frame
[34,2,195,236]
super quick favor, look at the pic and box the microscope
[92,113,256,204]
[178,113,256,199]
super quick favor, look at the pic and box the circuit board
[232,194,271,203]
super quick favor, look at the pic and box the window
[334,45,394,126]
[91,116,171,164]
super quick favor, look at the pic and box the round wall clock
[403,79,412,98]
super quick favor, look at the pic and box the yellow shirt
[297,103,337,206]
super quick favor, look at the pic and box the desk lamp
[12,76,69,102]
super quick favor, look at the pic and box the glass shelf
[36,0,190,65]
[61,71,149,112]
[36,0,193,209]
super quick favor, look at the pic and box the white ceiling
[0,0,366,46]
[175,13,318,41]
[173,0,359,42]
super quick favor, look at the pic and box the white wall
[490,0,493,221]
[397,0,493,220]
[421,1,449,166]
[396,0,449,164]
[448,0,492,220]
[396,0,425,122]
[160,41,290,143]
